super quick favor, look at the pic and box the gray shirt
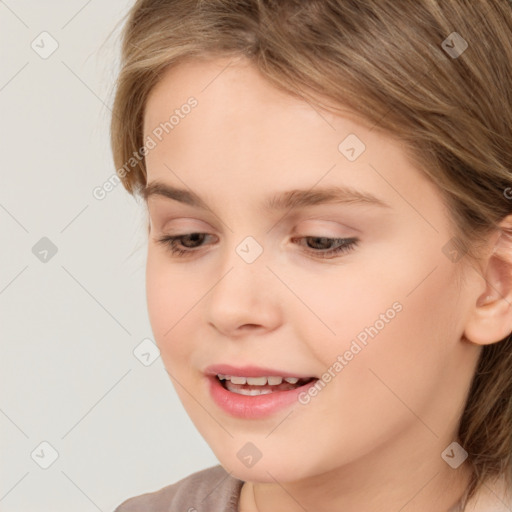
[114,465,244,512]
[114,464,512,511]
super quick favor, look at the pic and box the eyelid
[155,217,213,233]
[297,218,362,234]
[152,214,361,238]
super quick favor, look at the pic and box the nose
[205,250,283,337]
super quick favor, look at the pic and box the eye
[155,233,213,257]
[155,233,359,259]
[291,236,359,259]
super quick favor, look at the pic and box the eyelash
[155,233,359,259]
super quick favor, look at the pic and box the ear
[463,215,512,346]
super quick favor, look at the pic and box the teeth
[246,376,267,385]
[216,375,304,385]
[227,386,274,396]
[230,376,247,384]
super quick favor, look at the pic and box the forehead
[144,56,312,127]
[143,55,376,161]
[142,57,439,221]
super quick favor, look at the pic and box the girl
[110,1,512,510]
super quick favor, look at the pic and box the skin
[142,56,511,512]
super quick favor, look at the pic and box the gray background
[0,1,218,511]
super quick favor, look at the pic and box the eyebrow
[143,180,391,211]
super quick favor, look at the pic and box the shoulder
[464,473,512,512]
[113,464,244,512]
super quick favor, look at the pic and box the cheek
[145,251,198,360]
[277,246,408,365]
[293,239,461,401]
[145,253,171,336]
[329,259,460,422]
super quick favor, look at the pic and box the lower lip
[207,375,318,419]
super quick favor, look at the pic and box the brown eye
[156,233,214,256]
[291,236,359,259]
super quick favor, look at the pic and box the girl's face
[142,57,481,485]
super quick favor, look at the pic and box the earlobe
[463,216,512,346]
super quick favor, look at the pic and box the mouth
[207,373,320,418]
[216,374,318,396]
[205,364,320,418]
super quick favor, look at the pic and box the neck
[238,431,473,512]
[241,469,471,512]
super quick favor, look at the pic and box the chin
[220,454,312,484]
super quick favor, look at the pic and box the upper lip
[204,364,316,379]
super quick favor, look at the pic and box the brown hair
[110,0,512,504]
